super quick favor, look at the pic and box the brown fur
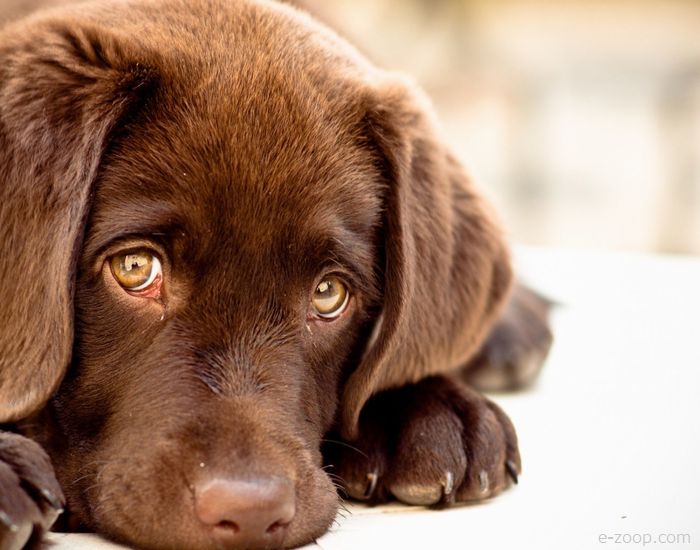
[0,1,552,549]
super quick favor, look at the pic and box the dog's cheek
[67,385,208,543]
[83,446,197,547]
[305,311,377,434]
[44,300,172,529]
[71,281,164,392]
[284,463,339,546]
[76,263,166,346]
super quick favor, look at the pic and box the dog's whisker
[337,500,351,515]
[328,478,347,489]
[320,439,368,459]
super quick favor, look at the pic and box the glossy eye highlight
[311,276,349,319]
[110,250,162,292]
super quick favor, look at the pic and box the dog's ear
[0,15,158,421]
[340,78,514,440]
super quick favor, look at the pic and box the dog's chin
[73,451,339,550]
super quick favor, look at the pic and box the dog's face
[54,45,384,546]
[0,1,513,548]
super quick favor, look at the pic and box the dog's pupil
[124,254,147,273]
[318,281,331,295]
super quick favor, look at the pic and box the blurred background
[315,0,700,254]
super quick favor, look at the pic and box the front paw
[0,432,64,550]
[325,377,520,506]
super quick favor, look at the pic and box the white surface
[47,247,700,549]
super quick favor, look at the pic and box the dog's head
[0,1,512,548]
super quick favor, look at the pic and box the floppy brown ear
[0,14,157,421]
[340,79,514,440]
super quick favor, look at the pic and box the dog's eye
[311,276,349,319]
[110,251,162,292]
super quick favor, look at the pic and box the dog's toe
[386,401,466,505]
[389,470,456,506]
[324,418,390,502]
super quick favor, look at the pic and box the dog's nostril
[215,520,240,533]
[195,475,295,545]
[265,519,288,534]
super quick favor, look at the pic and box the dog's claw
[441,471,455,500]
[40,488,64,511]
[0,510,19,532]
[479,470,489,494]
[505,459,519,484]
[363,470,378,499]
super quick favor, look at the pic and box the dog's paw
[325,377,520,506]
[0,432,64,550]
[464,283,553,392]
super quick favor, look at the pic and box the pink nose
[194,476,295,548]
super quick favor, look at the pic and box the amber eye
[110,250,162,292]
[311,276,349,319]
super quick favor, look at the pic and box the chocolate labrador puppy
[0,0,553,549]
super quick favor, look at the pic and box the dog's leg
[0,432,64,550]
[326,376,520,505]
[461,282,554,392]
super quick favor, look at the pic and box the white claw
[479,470,489,494]
[442,471,455,497]
[364,470,378,499]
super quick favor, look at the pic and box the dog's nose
[194,476,295,547]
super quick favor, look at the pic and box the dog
[0,1,553,548]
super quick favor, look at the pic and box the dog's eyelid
[317,261,368,294]
[312,267,352,294]
[86,223,179,262]
[333,267,379,303]
[319,267,374,304]
[317,262,349,280]
[92,237,170,270]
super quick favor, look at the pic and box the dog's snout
[195,476,295,547]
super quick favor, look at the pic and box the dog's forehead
[99,80,379,239]
[93,2,382,267]
[85,0,387,281]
